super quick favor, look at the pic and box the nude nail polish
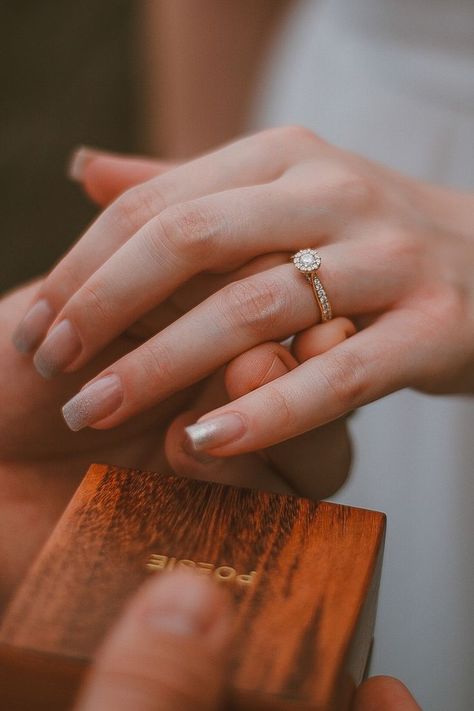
[185,413,246,452]
[67,145,99,182]
[12,299,55,354]
[33,320,81,379]
[62,374,123,431]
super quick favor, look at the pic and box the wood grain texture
[0,463,386,710]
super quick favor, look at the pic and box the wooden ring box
[0,463,385,710]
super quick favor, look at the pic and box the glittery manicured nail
[185,413,246,452]
[12,299,55,354]
[182,434,217,465]
[33,320,81,379]
[67,145,100,182]
[62,374,123,431]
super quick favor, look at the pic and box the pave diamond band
[308,272,332,321]
[292,248,333,322]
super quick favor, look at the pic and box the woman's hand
[0,281,352,608]
[75,569,422,711]
[13,128,474,456]
[0,280,194,608]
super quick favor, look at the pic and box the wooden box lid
[0,463,385,710]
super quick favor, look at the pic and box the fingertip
[164,411,218,477]
[293,317,356,362]
[353,676,421,711]
[76,570,232,711]
[68,147,174,207]
[68,145,101,183]
[225,342,297,400]
[67,145,123,207]
[118,568,234,681]
[81,155,132,207]
[339,316,357,338]
[136,569,232,642]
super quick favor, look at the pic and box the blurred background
[1,0,287,294]
[1,1,138,292]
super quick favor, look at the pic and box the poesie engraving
[146,554,257,587]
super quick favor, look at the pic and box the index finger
[13,129,297,353]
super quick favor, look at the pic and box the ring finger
[31,177,403,379]
[60,249,399,432]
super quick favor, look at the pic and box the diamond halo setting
[292,248,321,273]
[291,247,333,322]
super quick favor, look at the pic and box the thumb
[352,676,422,711]
[74,570,232,711]
[68,146,179,207]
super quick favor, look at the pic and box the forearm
[139,0,292,158]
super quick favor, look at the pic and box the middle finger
[32,183,338,377]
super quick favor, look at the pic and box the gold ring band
[292,248,333,322]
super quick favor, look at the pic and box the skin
[2,6,448,705]
[12,130,474,458]
[2,156,420,711]
[75,570,422,711]
[0,280,351,610]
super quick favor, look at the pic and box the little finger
[183,313,421,456]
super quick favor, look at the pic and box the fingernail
[185,413,246,452]
[12,299,55,354]
[67,145,100,182]
[146,571,220,636]
[33,320,81,378]
[62,374,123,431]
[182,434,217,465]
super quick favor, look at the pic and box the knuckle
[45,261,84,305]
[299,164,376,216]
[444,284,467,317]
[155,202,220,262]
[336,169,377,212]
[77,281,114,324]
[111,184,161,231]
[263,384,296,433]
[431,284,466,325]
[137,340,175,388]
[383,229,419,266]
[279,124,320,145]
[322,348,368,410]
[263,125,322,151]
[220,276,287,338]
